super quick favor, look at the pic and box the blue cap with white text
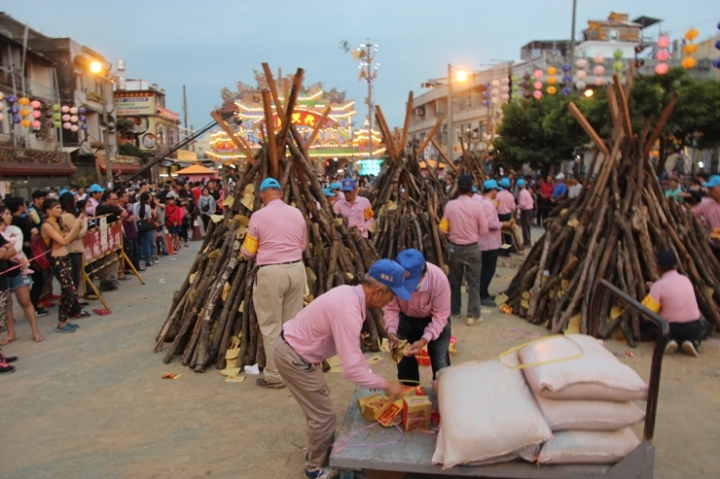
[368,259,412,301]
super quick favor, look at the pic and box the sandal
[0,352,17,363]
[55,324,76,333]
[33,334,45,343]
[0,361,15,374]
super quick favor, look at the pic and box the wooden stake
[277,68,304,153]
[261,90,279,179]
[304,105,331,149]
[567,102,610,157]
[430,137,458,173]
[261,62,285,118]
[613,75,633,140]
[211,110,256,164]
[416,115,445,158]
[644,91,679,158]
[375,105,397,161]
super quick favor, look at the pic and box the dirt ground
[1,235,719,479]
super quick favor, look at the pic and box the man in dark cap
[641,250,710,357]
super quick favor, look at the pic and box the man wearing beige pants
[242,178,307,389]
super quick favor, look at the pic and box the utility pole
[182,84,189,141]
[356,40,379,157]
[446,63,454,162]
[569,0,577,79]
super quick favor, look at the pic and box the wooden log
[261,62,285,118]
[643,92,680,158]
[417,115,446,159]
[211,111,256,163]
[567,102,610,157]
[304,105,332,149]
[261,90,280,179]
[397,91,413,154]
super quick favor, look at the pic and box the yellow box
[403,395,432,432]
[377,399,404,427]
[358,394,390,422]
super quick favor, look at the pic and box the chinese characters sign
[271,110,324,129]
[83,222,124,264]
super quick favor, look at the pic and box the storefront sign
[115,92,156,116]
[157,107,180,122]
[272,110,324,128]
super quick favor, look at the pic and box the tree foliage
[493,68,720,172]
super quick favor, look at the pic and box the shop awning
[176,164,216,175]
[0,163,77,176]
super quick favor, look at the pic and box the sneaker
[55,323,76,333]
[682,340,700,358]
[466,317,483,326]
[72,311,91,319]
[0,361,15,374]
[664,339,678,355]
[256,377,286,389]
[35,308,49,318]
[67,322,80,329]
[481,298,497,307]
[304,468,336,479]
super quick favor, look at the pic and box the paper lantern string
[683,28,699,69]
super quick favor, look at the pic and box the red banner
[83,221,124,263]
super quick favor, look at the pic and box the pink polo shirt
[243,199,306,266]
[333,194,373,238]
[496,189,516,215]
[383,263,451,342]
[87,197,100,216]
[693,197,720,248]
[518,188,534,211]
[442,195,488,245]
[283,285,387,389]
[646,270,701,323]
[475,195,502,251]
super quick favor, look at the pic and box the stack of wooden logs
[504,74,720,345]
[154,64,387,373]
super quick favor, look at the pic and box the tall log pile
[504,74,720,345]
[154,65,385,373]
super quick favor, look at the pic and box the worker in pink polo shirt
[497,177,516,250]
[242,177,307,389]
[475,180,512,307]
[333,178,374,238]
[276,259,407,479]
[384,249,451,384]
[516,179,534,247]
[692,175,720,262]
[439,174,488,326]
[641,250,710,357]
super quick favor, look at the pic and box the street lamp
[446,64,471,161]
[90,60,114,189]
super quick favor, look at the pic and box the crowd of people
[0,177,229,373]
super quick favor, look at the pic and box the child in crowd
[0,218,33,275]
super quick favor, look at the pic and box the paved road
[1,239,718,478]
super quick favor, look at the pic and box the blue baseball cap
[472,186,478,193]
[368,259,412,301]
[341,178,356,192]
[483,179,502,191]
[322,188,335,197]
[260,178,281,192]
[500,178,511,188]
[330,182,342,190]
[705,175,720,188]
[59,189,77,197]
[516,179,526,188]
[88,184,105,193]
[395,249,425,293]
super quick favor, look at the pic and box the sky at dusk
[4,0,718,129]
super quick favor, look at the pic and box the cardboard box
[377,399,404,427]
[358,394,390,422]
[403,395,432,432]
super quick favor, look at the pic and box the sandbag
[538,428,641,464]
[533,393,645,431]
[519,335,648,402]
[432,358,552,469]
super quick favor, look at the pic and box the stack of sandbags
[518,334,647,464]
[432,357,552,469]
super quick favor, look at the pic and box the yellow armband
[641,294,661,314]
[439,217,449,233]
[242,234,259,254]
[364,206,374,220]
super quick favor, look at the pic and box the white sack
[538,428,641,464]
[432,358,552,469]
[534,394,645,431]
[519,335,648,402]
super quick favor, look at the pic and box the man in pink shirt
[333,178,374,238]
[497,178,516,250]
[516,179,534,247]
[276,259,407,479]
[242,177,307,388]
[641,250,709,357]
[692,175,720,262]
[439,174,488,325]
[85,184,104,216]
[384,249,451,384]
[476,180,512,307]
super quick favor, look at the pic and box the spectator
[567,176,583,199]
[164,196,184,252]
[198,187,216,232]
[0,225,19,371]
[538,175,554,228]
[86,184,104,216]
[692,175,720,261]
[665,177,684,203]
[94,191,126,291]
[60,192,88,293]
[118,190,142,274]
[516,179,534,248]
[133,192,155,269]
[552,173,568,203]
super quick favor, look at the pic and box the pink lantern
[533,81,543,89]
[31,120,41,129]
[594,77,606,86]
[533,90,543,99]
[69,107,78,114]
[30,100,41,109]
[62,114,71,122]
[60,105,70,113]
[502,85,510,92]
[576,70,587,79]
[657,36,670,48]
[501,93,510,101]
[656,49,670,62]
[594,54,605,64]
[62,122,72,129]
[491,97,499,104]
[70,124,79,132]
[533,69,543,79]
[31,110,41,119]
[655,63,669,75]
[70,115,79,123]
[576,58,588,68]
[593,65,606,76]
[491,88,499,95]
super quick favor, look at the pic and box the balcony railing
[0,65,58,101]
